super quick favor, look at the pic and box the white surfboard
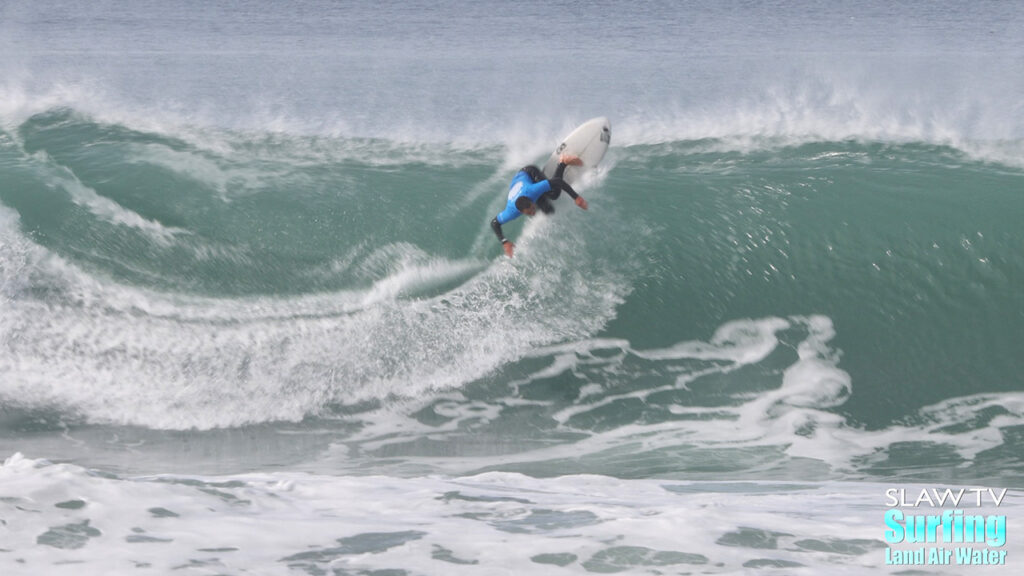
[541,117,611,185]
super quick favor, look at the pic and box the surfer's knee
[521,165,545,182]
[536,195,555,214]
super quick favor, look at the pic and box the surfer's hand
[502,240,515,258]
[575,196,588,210]
[560,154,583,166]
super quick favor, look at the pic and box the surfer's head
[515,196,537,216]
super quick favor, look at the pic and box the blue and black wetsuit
[490,162,579,245]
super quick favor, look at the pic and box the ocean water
[2,1,1023,574]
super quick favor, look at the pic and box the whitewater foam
[4,453,1019,575]
[0,212,630,430]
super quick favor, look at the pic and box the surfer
[490,154,588,258]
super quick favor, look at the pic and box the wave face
[4,108,1022,477]
[1,2,1023,573]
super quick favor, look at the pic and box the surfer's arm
[491,217,516,257]
[490,217,508,244]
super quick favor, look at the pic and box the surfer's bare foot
[560,154,583,166]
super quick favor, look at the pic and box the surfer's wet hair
[515,196,535,211]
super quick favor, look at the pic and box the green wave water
[3,2,1024,573]
[2,107,1022,485]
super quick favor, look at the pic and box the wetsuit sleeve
[553,179,579,199]
[490,217,508,244]
[549,162,579,199]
